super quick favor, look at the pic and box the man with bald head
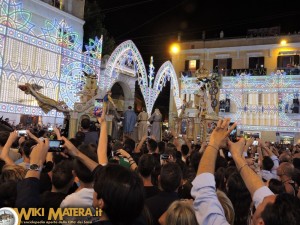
[277,162,297,196]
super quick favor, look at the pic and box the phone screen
[229,122,237,142]
[93,99,103,117]
[49,140,64,152]
[18,130,27,137]
[253,141,258,146]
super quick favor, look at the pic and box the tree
[83,0,115,55]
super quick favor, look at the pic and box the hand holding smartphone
[254,152,259,163]
[93,98,103,117]
[17,130,27,137]
[48,140,64,152]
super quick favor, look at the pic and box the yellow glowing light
[170,43,180,54]
[280,40,287,46]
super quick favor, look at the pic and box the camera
[160,154,169,160]
[93,99,103,117]
[48,140,64,152]
[17,130,27,137]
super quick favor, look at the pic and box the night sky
[89,0,300,118]
[98,0,300,66]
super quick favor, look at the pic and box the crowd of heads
[0,114,299,225]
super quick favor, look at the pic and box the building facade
[0,0,89,126]
[170,34,300,144]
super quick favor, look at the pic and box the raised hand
[30,138,49,165]
[208,118,236,149]
[9,130,19,142]
[61,136,79,157]
[246,137,254,146]
[228,137,246,159]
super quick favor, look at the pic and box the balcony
[277,67,300,75]
[213,68,267,76]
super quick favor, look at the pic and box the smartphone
[228,152,232,158]
[48,140,64,152]
[48,127,53,132]
[254,153,259,163]
[160,154,169,160]
[17,130,27,137]
[93,98,103,117]
[228,122,237,142]
[178,134,183,138]
[253,141,258,146]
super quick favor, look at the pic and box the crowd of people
[0,108,299,225]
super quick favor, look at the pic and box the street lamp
[170,43,180,54]
[280,39,287,46]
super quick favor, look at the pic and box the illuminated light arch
[38,79,46,96]
[220,91,243,123]
[221,72,300,131]
[40,19,82,52]
[8,74,17,102]
[105,40,148,91]
[84,36,103,60]
[0,0,35,35]
[279,93,297,127]
[151,61,182,116]
[60,61,95,109]
[19,75,26,83]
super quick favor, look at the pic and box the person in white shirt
[191,118,300,225]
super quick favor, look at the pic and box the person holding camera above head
[191,118,300,225]
[256,139,279,182]
[14,107,148,225]
[0,131,21,164]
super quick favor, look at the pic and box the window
[213,58,232,75]
[189,60,197,70]
[249,57,264,69]
[277,55,300,68]
[184,59,200,71]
